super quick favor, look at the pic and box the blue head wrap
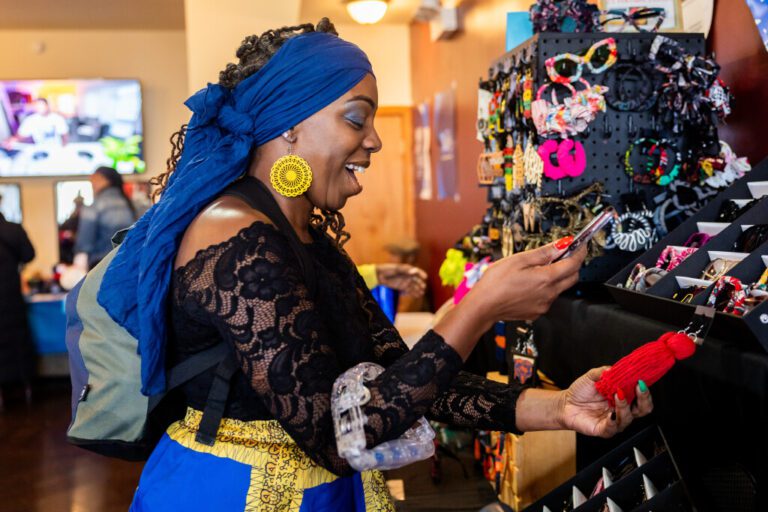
[98,32,374,395]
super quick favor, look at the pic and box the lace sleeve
[178,222,464,476]
[353,272,524,434]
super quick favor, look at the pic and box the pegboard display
[467,32,736,284]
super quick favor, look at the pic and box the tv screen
[0,79,144,178]
[0,183,22,223]
[55,180,93,225]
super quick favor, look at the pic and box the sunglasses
[600,7,666,33]
[545,38,618,84]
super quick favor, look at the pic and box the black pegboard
[494,33,711,282]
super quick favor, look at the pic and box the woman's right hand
[470,240,587,322]
[433,240,586,361]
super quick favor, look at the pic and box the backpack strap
[194,355,239,446]
[181,177,318,446]
[222,176,318,298]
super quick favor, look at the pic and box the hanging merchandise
[538,139,587,180]
[468,31,740,282]
[530,0,599,33]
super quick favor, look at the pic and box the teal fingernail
[638,380,648,394]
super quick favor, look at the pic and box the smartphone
[551,207,617,263]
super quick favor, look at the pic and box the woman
[74,165,136,269]
[98,20,652,511]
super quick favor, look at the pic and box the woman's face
[294,74,382,211]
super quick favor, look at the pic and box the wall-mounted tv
[0,183,22,223]
[0,79,144,178]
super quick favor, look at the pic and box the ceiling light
[345,0,389,25]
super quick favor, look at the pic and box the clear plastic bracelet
[331,362,435,471]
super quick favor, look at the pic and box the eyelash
[346,117,364,130]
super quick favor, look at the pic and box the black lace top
[169,221,523,476]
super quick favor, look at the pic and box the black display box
[523,424,695,512]
[605,160,768,351]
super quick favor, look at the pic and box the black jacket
[0,214,35,382]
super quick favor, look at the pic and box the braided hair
[151,18,350,246]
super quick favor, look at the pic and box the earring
[270,140,313,198]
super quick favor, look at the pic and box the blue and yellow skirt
[130,408,394,511]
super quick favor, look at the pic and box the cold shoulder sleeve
[175,221,465,476]
[353,270,524,434]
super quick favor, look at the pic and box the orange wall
[410,1,528,308]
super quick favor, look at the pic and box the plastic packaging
[332,362,435,471]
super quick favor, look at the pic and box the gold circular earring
[269,140,313,198]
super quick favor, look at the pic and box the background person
[0,193,35,408]
[73,166,136,269]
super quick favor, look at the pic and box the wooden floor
[0,379,497,512]
[0,379,143,512]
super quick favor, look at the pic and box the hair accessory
[545,38,618,84]
[530,0,599,33]
[611,210,657,252]
[733,224,768,253]
[538,139,587,180]
[539,139,566,180]
[270,143,313,198]
[656,246,697,272]
[683,232,711,249]
[605,63,658,112]
[599,7,666,32]
[706,276,747,315]
[332,362,435,471]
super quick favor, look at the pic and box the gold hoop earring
[269,142,313,198]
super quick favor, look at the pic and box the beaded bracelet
[624,138,668,184]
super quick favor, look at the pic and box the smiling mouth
[345,163,367,175]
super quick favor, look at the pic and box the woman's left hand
[558,366,654,438]
[376,263,427,297]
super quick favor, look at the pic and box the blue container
[371,285,400,324]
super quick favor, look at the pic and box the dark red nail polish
[617,388,626,402]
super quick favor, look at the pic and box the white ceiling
[0,0,423,31]
[0,0,185,30]
[300,0,421,25]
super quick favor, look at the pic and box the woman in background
[74,166,136,269]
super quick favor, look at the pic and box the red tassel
[595,332,696,407]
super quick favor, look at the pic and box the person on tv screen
[14,98,69,149]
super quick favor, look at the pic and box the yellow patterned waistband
[179,407,297,447]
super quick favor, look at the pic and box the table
[534,296,768,510]
[26,293,69,376]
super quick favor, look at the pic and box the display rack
[523,424,695,512]
[606,159,768,350]
[484,32,712,282]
